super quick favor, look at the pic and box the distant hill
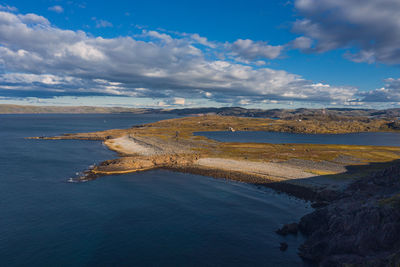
[1,104,399,119]
[166,107,400,119]
[0,104,153,114]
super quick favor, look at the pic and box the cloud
[0,4,17,12]
[94,19,113,28]
[204,92,212,98]
[142,30,173,43]
[230,39,283,61]
[291,36,313,51]
[0,10,380,105]
[362,78,400,102]
[189,33,216,48]
[18,13,50,25]
[48,5,64,13]
[293,0,400,64]
[173,97,185,105]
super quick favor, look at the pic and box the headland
[32,114,400,265]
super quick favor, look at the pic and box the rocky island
[33,114,400,266]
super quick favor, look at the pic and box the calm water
[196,131,400,146]
[0,114,311,266]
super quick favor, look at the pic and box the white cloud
[173,97,185,105]
[95,19,113,28]
[204,92,212,98]
[143,30,173,43]
[0,4,17,12]
[48,5,64,13]
[0,10,386,105]
[291,36,313,50]
[190,33,216,48]
[230,39,283,61]
[18,13,50,25]
[362,78,400,102]
[238,99,251,105]
[293,0,400,64]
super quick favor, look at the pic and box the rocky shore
[33,115,400,265]
[277,161,400,266]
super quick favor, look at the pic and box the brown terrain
[32,115,400,193]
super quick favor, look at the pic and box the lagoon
[196,131,400,146]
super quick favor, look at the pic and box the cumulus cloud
[190,33,216,48]
[230,39,283,61]
[18,13,50,25]
[0,10,372,105]
[362,78,400,102]
[142,30,173,43]
[48,5,63,13]
[291,36,313,51]
[293,0,400,64]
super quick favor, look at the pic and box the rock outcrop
[298,162,400,266]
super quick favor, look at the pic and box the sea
[0,114,312,266]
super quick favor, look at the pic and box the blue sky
[0,0,399,108]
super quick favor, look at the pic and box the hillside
[1,104,400,119]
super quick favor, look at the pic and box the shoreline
[165,165,321,201]
[33,115,400,200]
[34,115,400,265]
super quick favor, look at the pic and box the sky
[0,0,400,109]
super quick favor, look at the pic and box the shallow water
[0,114,311,266]
[196,131,400,146]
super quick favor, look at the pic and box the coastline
[32,115,400,198]
[33,115,400,265]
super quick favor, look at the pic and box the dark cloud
[293,0,400,64]
[362,78,400,102]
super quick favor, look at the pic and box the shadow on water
[167,159,400,202]
[264,159,400,201]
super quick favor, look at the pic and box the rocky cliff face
[298,163,400,266]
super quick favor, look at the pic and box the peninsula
[33,114,400,265]
[33,114,400,194]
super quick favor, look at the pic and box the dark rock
[297,161,400,266]
[276,223,298,236]
[280,242,288,251]
[311,201,329,208]
[316,189,340,202]
[387,120,400,130]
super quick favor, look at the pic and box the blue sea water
[196,131,400,146]
[0,114,311,266]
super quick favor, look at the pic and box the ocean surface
[0,114,312,266]
[196,131,400,146]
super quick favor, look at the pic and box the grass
[120,116,400,168]
[306,169,338,176]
